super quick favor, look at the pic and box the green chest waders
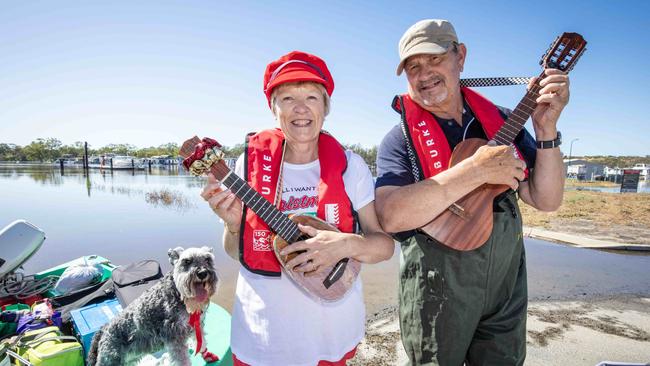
[399,192,527,366]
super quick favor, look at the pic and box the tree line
[576,156,650,168]
[6,139,647,171]
[0,139,182,162]
[0,138,379,168]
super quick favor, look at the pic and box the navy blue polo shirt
[376,100,537,188]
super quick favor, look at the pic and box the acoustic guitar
[420,32,587,251]
[179,137,360,302]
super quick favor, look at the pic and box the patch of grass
[145,189,194,211]
[564,179,619,188]
[520,191,650,228]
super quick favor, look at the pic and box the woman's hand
[200,173,243,231]
[281,223,352,275]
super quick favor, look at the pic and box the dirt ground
[526,296,650,365]
[520,190,650,244]
[350,296,650,366]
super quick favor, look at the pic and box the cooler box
[70,298,122,356]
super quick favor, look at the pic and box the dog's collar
[188,310,220,362]
[189,311,204,355]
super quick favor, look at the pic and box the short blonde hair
[270,81,330,116]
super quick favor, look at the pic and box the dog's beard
[175,271,217,313]
[184,281,215,313]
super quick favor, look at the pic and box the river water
[1,165,648,314]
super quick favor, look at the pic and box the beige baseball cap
[396,19,458,76]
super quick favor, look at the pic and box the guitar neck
[491,70,545,146]
[216,167,302,243]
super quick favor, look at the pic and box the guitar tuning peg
[540,49,552,66]
[566,46,587,73]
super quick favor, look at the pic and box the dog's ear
[168,247,185,265]
[201,246,216,263]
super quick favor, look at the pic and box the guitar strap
[459,77,531,87]
[274,142,287,212]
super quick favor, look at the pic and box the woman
[201,51,394,366]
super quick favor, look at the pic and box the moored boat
[87,155,145,170]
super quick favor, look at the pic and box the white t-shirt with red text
[230,150,374,366]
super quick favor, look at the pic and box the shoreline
[523,226,650,251]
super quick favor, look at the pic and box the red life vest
[240,128,356,276]
[391,87,529,180]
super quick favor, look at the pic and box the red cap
[263,51,334,108]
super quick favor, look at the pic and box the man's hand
[530,69,570,139]
[470,144,527,190]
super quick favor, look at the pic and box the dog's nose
[197,269,208,280]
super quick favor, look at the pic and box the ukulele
[179,137,360,302]
[420,32,587,251]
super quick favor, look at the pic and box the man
[375,19,569,365]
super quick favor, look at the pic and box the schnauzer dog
[87,246,218,366]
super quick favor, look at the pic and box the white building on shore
[626,163,649,180]
[564,159,605,180]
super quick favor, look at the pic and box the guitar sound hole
[285,235,312,269]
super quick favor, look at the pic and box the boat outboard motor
[0,220,46,279]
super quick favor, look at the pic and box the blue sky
[1,0,648,156]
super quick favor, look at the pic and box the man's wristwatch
[536,131,562,149]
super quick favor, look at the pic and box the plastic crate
[70,298,122,356]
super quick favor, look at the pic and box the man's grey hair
[270,81,330,116]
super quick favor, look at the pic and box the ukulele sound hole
[285,234,312,269]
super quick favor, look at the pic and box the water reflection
[526,238,650,299]
[0,165,203,204]
[0,166,66,185]
[1,165,233,307]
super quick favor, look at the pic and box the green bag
[13,326,83,366]
[0,304,30,339]
[1,340,12,366]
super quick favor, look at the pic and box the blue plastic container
[70,299,123,356]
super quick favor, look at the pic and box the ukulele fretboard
[220,170,303,243]
[491,71,544,146]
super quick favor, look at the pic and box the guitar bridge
[448,203,470,220]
